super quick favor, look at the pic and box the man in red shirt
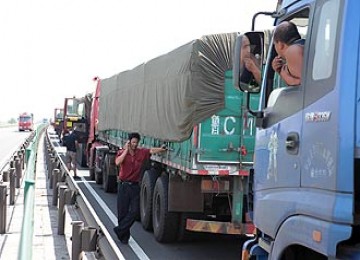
[113,132,166,244]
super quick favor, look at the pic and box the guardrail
[0,128,37,235]
[45,128,122,260]
[18,124,47,260]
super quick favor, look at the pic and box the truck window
[272,11,309,90]
[305,0,342,107]
[261,8,309,127]
[312,0,340,80]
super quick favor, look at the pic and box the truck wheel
[81,152,87,168]
[89,167,95,180]
[152,174,179,242]
[95,168,103,184]
[89,150,95,180]
[140,169,159,230]
[177,213,200,242]
[103,154,117,193]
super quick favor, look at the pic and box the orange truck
[18,112,34,131]
[52,108,64,137]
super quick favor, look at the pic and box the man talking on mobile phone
[271,21,304,86]
[113,132,167,244]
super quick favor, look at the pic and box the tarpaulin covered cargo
[98,33,238,141]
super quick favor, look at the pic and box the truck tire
[103,154,117,193]
[81,152,87,168]
[95,168,103,184]
[140,169,159,230]
[89,167,95,180]
[77,144,87,168]
[89,150,95,180]
[177,213,199,242]
[152,174,179,243]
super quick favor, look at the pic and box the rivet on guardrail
[0,184,7,234]
[72,221,84,260]
[82,227,98,252]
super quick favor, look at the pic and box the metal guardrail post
[49,167,54,189]
[45,146,50,166]
[72,221,84,260]
[82,227,98,252]
[61,170,67,182]
[9,158,15,171]
[9,168,15,205]
[0,184,7,234]
[2,170,9,182]
[15,157,22,188]
[19,149,25,170]
[52,157,58,171]
[12,155,17,167]
[48,156,55,180]
[46,149,52,174]
[58,184,67,235]
[65,189,75,205]
[52,169,60,206]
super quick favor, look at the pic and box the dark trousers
[116,182,140,241]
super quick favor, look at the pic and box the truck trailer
[235,0,360,259]
[87,33,260,242]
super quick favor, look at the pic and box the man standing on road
[113,132,166,244]
[62,128,79,179]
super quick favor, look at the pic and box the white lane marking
[81,177,150,260]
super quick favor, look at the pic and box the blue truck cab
[234,0,360,259]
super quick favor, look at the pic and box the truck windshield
[66,99,85,117]
[55,109,63,119]
[20,116,31,122]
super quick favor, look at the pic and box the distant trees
[8,118,17,124]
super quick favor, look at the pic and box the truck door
[300,0,343,191]
[253,8,311,231]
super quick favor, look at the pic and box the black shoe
[120,238,129,245]
[113,226,122,241]
[113,227,129,244]
[73,175,80,180]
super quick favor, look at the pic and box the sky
[0,0,276,122]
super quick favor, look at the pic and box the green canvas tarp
[98,33,238,141]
